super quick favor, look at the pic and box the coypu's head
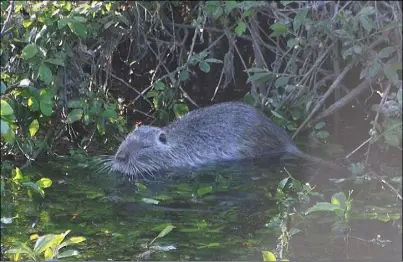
[110,125,172,180]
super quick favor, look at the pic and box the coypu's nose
[116,151,128,163]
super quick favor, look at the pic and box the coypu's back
[109,101,302,179]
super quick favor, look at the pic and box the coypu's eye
[159,133,167,144]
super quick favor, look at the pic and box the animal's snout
[115,151,129,163]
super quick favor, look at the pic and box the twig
[0,0,14,38]
[292,60,356,139]
[368,168,402,201]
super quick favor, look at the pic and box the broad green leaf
[199,61,211,73]
[173,103,189,118]
[359,16,372,33]
[39,90,53,116]
[2,125,15,144]
[0,81,7,94]
[72,16,87,23]
[28,97,40,111]
[287,38,299,49]
[39,64,53,85]
[36,178,52,188]
[314,122,325,130]
[270,23,288,37]
[204,58,223,63]
[45,58,65,66]
[154,81,165,91]
[235,22,246,36]
[156,225,176,239]
[67,99,83,108]
[316,130,329,139]
[22,44,38,60]
[358,6,375,16]
[67,109,83,123]
[1,99,14,116]
[58,18,69,29]
[1,119,9,135]
[28,119,39,137]
[262,251,277,261]
[22,182,45,197]
[68,21,88,38]
[378,47,395,58]
[34,234,59,253]
[383,64,398,83]
[275,76,290,88]
[331,192,347,210]
[179,70,189,81]
[243,92,255,105]
[293,9,308,32]
[212,6,223,19]
[384,132,401,147]
[58,249,80,258]
[197,186,213,196]
[305,202,343,215]
[271,110,284,119]
[369,61,381,78]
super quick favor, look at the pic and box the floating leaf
[22,44,38,59]
[173,103,189,118]
[36,178,52,188]
[235,22,246,36]
[39,64,53,85]
[1,99,14,116]
[305,202,343,215]
[28,119,39,137]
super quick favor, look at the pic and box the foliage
[5,230,85,261]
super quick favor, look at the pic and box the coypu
[107,102,341,180]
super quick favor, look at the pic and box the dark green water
[1,154,402,261]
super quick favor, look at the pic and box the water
[1,149,402,260]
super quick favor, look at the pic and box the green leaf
[305,202,343,215]
[58,249,80,258]
[262,251,277,261]
[314,122,325,130]
[359,16,373,33]
[199,61,211,73]
[154,81,165,91]
[383,64,398,83]
[39,64,53,85]
[68,22,88,38]
[235,22,246,36]
[67,99,83,109]
[22,44,38,60]
[274,76,290,88]
[34,234,59,253]
[384,132,401,147]
[1,99,14,116]
[369,61,381,78]
[293,9,308,32]
[212,6,223,19]
[22,182,45,197]
[12,168,23,181]
[2,123,15,144]
[358,6,375,16]
[378,47,395,58]
[1,119,9,135]
[316,130,329,139]
[286,38,299,49]
[64,236,86,245]
[1,81,7,95]
[243,92,255,105]
[156,225,176,239]
[36,178,52,188]
[270,23,288,37]
[271,110,284,119]
[39,90,53,116]
[72,16,87,23]
[331,192,347,210]
[58,18,69,29]
[28,119,39,137]
[204,58,223,63]
[142,198,160,204]
[173,103,189,118]
[46,58,65,66]
[197,186,213,196]
[67,109,83,123]
[179,70,189,81]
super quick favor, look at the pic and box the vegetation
[1,1,401,261]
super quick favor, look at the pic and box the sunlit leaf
[331,192,347,210]
[235,22,246,36]
[173,103,189,118]
[1,99,14,116]
[12,168,23,181]
[262,251,277,261]
[67,109,84,123]
[197,186,213,196]
[28,119,39,137]
[36,178,52,188]
[156,225,176,239]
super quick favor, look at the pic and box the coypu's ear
[158,132,167,144]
